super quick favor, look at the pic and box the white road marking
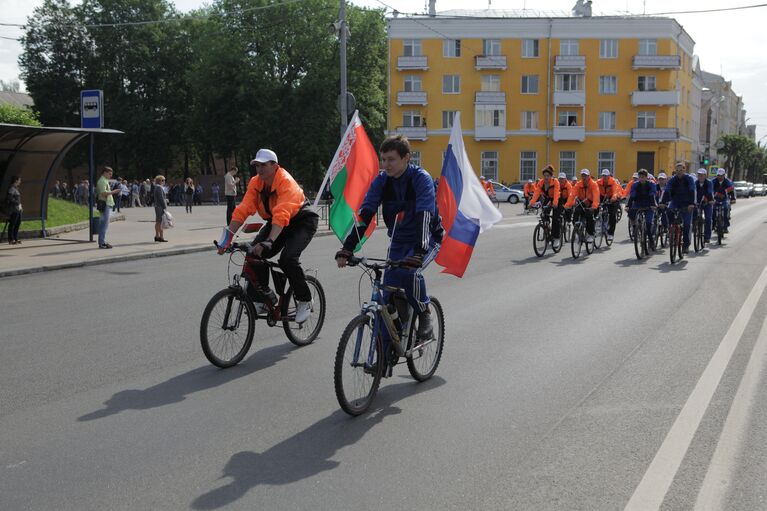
[624,261,767,511]
[6,460,26,469]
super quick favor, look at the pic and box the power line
[646,2,767,16]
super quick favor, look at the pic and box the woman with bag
[153,175,169,242]
[5,176,22,245]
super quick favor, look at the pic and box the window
[560,39,579,56]
[600,39,618,58]
[522,39,539,58]
[599,76,617,95]
[556,73,583,91]
[442,75,460,94]
[521,75,539,94]
[481,151,499,181]
[402,110,423,127]
[481,75,501,92]
[404,75,422,92]
[443,39,461,57]
[520,151,537,181]
[475,106,505,127]
[483,39,501,56]
[638,76,656,91]
[521,111,538,130]
[442,110,457,129]
[558,111,578,127]
[637,111,656,129]
[403,39,422,57]
[599,112,616,130]
[559,151,576,179]
[410,151,421,167]
[639,39,657,56]
[598,152,615,174]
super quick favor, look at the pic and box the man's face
[543,173,551,182]
[381,150,409,178]
[559,178,567,185]
[675,165,686,176]
[581,174,589,182]
[697,173,706,182]
[658,178,666,187]
[255,161,277,181]
[717,175,724,182]
[639,174,647,183]
[105,171,113,179]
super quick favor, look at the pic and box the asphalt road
[3,198,767,510]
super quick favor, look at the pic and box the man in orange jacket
[523,179,535,209]
[217,148,319,323]
[480,176,496,199]
[557,171,573,223]
[597,169,623,241]
[565,168,600,241]
[530,165,562,238]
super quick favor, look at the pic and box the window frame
[402,110,423,127]
[443,39,461,58]
[404,75,422,92]
[597,151,615,175]
[481,151,499,181]
[442,74,461,94]
[559,151,577,179]
[483,39,501,56]
[638,75,656,92]
[520,151,538,182]
[639,39,657,56]
[560,39,580,56]
[403,39,422,57]
[598,112,616,130]
[522,39,540,58]
[442,110,457,129]
[521,75,540,94]
[600,39,618,59]
[521,111,539,130]
[637,111,656,129]
[599,75,617,95]
[481,74,501,92]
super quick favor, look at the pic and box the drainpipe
[546,18,553,165]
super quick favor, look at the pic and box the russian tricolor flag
[435,112,502,277]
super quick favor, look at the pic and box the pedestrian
[211,182,220,205]
[131,180,141,207]
[184,177,194,213]
[96,167,121,249]
[225,166,240,225]
[111,178,121,212]
[147,179,155,207]
[61,182,69,201]
[154,175,169,242]
[121,179,130,208]
[138,179,147,206]
[194,182,203,206]
[4,176,23,245]
[52,180,61,199]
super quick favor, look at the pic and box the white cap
[601,169,611,176]
[717,168,726,176]
[580,168,590,176]
[558,172,567,179]
[252,148,278,164]
[632,172,639,179]
[696,168,707,175]
[527,179,533,183]
[480,175,486,180]
[658,172,667,179]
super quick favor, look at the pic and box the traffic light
[704,157,710,165]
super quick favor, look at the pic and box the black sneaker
[416,310,433,341]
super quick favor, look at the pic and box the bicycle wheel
[628,220,636,242]
[200,287,256,368]
[642,219,650,256]
[634,218,644,260]
[407,297,445,382]
[563,220,572,243]
[604,216,613,247]
[533,224,548,257]
[334,314,383,416]
[669,226,678,264]
[592,217,603,250]
[716,212,724,245]
[571,225,583,259]
[282,275,326,346]
[616,205,623,222]
[693,218,703,253]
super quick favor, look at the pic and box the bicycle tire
[200,287,256,368]
[334,314,383,416]
[533,224,548,257]
[628,220,636,242]
[642,218,650,257]
[551,231,563,253]
[617,205,623,222]
[634,217,644,260]
[407,297,445,382]
[563,221,572,243]
[669,226,677,263]
[693,217,703,253]
[716,212,724,245]
[571,225,583,259]
[282,275,326,346]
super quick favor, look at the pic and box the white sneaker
[607,234,614,241]
[586,235,594,243]
[254,302,269,315]
[295,300,313,323]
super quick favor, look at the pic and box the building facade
[387,13,697,183]
[699,70,746,165]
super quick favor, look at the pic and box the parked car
[733,181,751,198]
[490,181,524,203]
[753,183,767,196]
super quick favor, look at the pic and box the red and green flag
[315,110,379,251]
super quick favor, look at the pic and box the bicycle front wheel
[634,219,644,260]
[282,275,326,346]
[593,218,603,249]
[716,213,724,245]
[533,224,548,257]
[200,288,256,368]
[669,226,679,264]
[571,226,583,259]
[334,314,383,416]
[407,297,445,382]
[694,219,703,252]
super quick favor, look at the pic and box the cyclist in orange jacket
[597,169,623,241]
[623,172,639,199]
[523,179,535,210]
[565,168,600,242]
[530,165,562,238]
[480,176,496,199]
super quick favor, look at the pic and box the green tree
[0,103,42,126]
[718,134,758,181]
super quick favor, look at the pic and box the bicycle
[201,236,326,368]
[666,208,685,264]
[570,201,594,259]
[713,201,727,245]
[334,256,445,416]
[596,199,616,248]
[693,203,706,253]
[488,193,500,209]
[532,205,563,257]
[653,208,667,249]
[632,207,654,260]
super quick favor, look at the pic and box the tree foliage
[718,134,767,181]
[0,103,42,126]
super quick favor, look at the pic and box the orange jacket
[623,179,636,198]
[482,180,495,195]
[558,179,573,203]
[231,166,306,227]
[530,178,560,205]
[565,177,600,209]
[524,182,535,196]
[598,176,623,201]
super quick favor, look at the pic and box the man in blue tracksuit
[694,168,714,243]
[627,169,657,244]
[660,162,696,253]
[336,135,443,342]
[711,168,736,231]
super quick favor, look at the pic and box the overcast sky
[1,0,765,142]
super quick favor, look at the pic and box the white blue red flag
[435,112,502,277]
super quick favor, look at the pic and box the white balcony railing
[474,126,506,141]
[631,90,680,106]
[632,55,681,69]
[396,126,428,140]
[553,126,586,142]
[553,90,586,106]
[475,55,507,70]
[554,55,586,70]
[396,91,427,105]
[397,55,428,70]
[632,128,679,141]
[475,91,506,104]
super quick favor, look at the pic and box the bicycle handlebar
[347,256,409,270]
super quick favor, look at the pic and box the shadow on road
[190,376,446,510]
[650,260,689,273]
[552,255,587,266]
[511,254,550,265]
[78,343,297,422]
[614,257,643,267]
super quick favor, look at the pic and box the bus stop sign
[80,90,104,129]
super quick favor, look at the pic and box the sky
[1,0,766,142]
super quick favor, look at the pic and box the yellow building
[387,13,697,183]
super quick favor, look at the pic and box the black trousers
[252,209,319,302]
[8,210,21,242]
[602,201,619,235]
[573,207,596,235]
[226,196,236,225]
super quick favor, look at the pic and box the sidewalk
[0,204,335,278]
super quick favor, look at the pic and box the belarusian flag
[315,110,379,252]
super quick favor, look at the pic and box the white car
[489,181,524,203]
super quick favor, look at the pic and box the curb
[17,214,126,239]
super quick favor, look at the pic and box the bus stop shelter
[0,124,123,239]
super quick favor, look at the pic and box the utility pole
[339,0,349,137]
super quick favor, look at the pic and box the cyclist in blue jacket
[711,168,736,232]
[694,168,714,244]
[627,169,657,244]
[660,162,696,254]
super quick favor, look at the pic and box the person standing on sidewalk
[184,177,195,213]
[225,166,240,225]
[154,175,169,242]
[5,176,22,245]
[96,167,121,249]
[212,182,220,205]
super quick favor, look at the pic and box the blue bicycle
[334,256,445,416]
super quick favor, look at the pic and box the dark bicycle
[713,201,727,245]
[200,232,326,368]
[532,205,563,257]
[653,208,668,249]
[334,256,445,416]
[693,203,707,253]
[570,201,594,259]
[666,208,685,264]
[633,207,654,260]
[595,199,616,248]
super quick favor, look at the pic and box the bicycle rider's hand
[335,248,352,268]
[687,204,695,213]
[403,252,424,269]
[252,240,272,258]
[659,203,667,209]
[216,227,234,255]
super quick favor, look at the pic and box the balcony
[397,91,427,105]
[554,55,586,71]
[632,128,679,141]
[475,91,506,104]
[632,55,681,69]
[396,126,427,140]
[397,55,428,70]
[553,90,586,106]
[631,90,680,106]
[474,126,506,141]
[553,126,585,142]
[475,55,507,70]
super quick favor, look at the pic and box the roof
[0,91,34,109]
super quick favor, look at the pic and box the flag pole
[312,110,360,210]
